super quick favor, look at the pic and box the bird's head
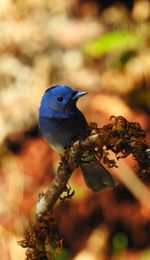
[39,85,87,119]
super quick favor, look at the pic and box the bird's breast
[39,113,88,155]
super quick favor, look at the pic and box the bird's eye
[57,96,63,102]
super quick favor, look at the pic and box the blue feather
[39,85,115,192]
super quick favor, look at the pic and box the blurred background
[0,0,150,259]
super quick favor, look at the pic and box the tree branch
[19,116,150,259]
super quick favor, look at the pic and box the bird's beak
[72,91,87,100]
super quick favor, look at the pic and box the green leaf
[112,232,128,254]
[82,30,143,58]
[54,249,70,260]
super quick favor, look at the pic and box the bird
[38,85,115,192]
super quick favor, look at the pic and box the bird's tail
[80,153,116,192]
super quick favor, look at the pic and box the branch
[19,116,150,259]
[35,148,78,219]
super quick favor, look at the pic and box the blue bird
[39,85,115,192]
